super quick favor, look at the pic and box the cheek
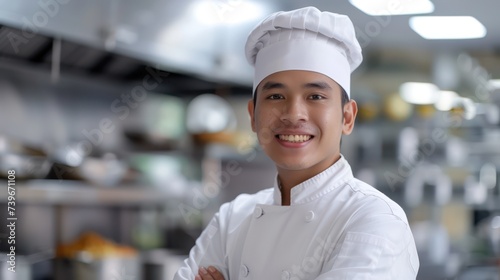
[255,107,279,126]
[258,128,275,145]
[316,110,342,136]
[254,111,277,145]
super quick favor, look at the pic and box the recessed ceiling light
[399,82,439,105]
[349,0,434,16]
[410,16,487,39]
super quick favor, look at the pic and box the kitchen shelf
[469,195,500,211]
[0,179,177,205]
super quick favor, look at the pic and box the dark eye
[267,94,284,100]
[309,94,325,100]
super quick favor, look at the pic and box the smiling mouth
[277,134,313,143]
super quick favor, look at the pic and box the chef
[175,6,419,280]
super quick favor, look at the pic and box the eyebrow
[260,81,333,92]
[261,81,286,91]
[303,81,333,90]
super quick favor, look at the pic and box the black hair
[340,88,349,108]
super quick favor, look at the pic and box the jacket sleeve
[315,213,420,280]
[173,202,230,280]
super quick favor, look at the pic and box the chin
[274,159,314,171]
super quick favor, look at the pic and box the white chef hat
[245,6,362,97]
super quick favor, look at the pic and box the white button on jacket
[281,270,291,280]
[305,210,315,223]
[174,156,420,279]
[253,207,264,219]
[240,264,249,278]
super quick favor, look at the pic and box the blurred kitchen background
[0,0,500,279]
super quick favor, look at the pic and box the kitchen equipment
[0,136,43,155]
[0,255,31,280]
[77,153,128,187]
[76,256,140,280]
[49,143,128,187]
[123,93,186,150]
[405,165,452,266]
[0,135,52,180]
[142,249,187,280]
[0,251,54,280]
[124,130,180,150]
[132,208,164,250]
[0,153,52,180]
[55,232,140,280]
[55,256,141,280]
[128,152,192,196]
[186,94,236,134]
[49,158,128,187]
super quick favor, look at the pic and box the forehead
[257,70,341,92]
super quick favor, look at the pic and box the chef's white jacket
[174,156,419,279]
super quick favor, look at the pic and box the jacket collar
[272,154,354,205]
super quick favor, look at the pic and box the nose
[279,98,308,124]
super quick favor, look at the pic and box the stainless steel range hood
[0,0,278,86]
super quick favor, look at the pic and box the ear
[247,99,256,132]
[342,99,358,135]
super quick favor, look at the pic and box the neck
[277,154,341,206]
[277,169,313,206]
[277,176,291,206]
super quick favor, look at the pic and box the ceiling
[0,0,499,94]
[283,0,500,52]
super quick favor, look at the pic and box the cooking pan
[0,135,52,180]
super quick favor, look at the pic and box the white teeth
[278,135,312,143]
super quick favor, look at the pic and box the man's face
[248,70,357,175]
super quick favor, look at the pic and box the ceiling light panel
[349,0,434,16]
[410,16,487,39]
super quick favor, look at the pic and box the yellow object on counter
[56,232,137,259]
[416,104,436,119]
[357,102,379,122]
[192,130,256,151]
[383,93,413,122]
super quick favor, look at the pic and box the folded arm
[174,203,230,280]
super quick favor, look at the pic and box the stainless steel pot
[55,255,141,280]
[0,251,53,280]
[0,256,31,280]
[142,249,187,280]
